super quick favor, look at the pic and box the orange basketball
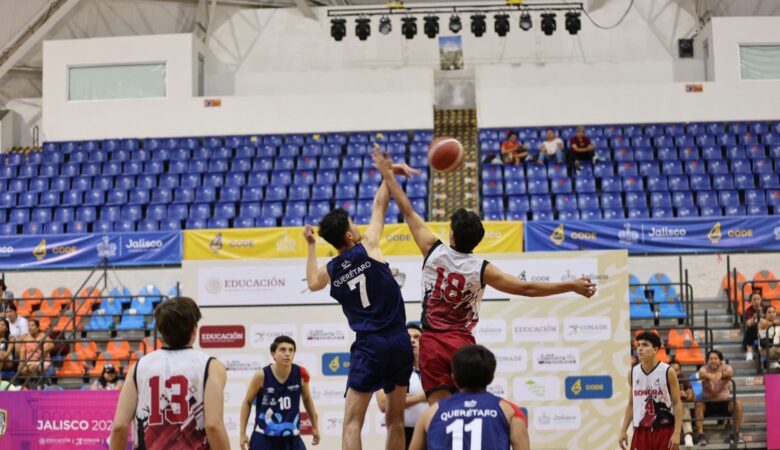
[427,137,464,173]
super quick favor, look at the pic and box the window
[68,63,166,101]
[739,45,780,80]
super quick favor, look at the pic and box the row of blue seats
[0,181,428,208]
[0,152,429,177]
[480,121,780,140]
[0,168,430,193]
[482,205,772,222]
[483,173,780,196]
[42,131,435,153]
[592,144,780,161]
[0,197,428,230]
[11,141,428,166]
[480,134,780,152]
[483,190,778,214]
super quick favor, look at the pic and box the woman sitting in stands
[500,132,528,165]
[0,318,14,371]
[759,305,780,369]
[17,319,53,376]
[91,363,124,390]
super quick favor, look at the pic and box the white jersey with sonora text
[133,348,214,450]
[421,240,488,332]
[632,361,675,429]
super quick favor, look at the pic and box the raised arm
[372,149,438,256]
[239,370,265,450]
[304,225,330,292]
[362,182,390,256]
[409,403,438,450]
[483,263,596,298]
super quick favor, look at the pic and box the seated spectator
[500,132,528,166]
[536,128,565,163]
[670,361,695,448]
[0,280,13,301]
[18,319,53,377]
[694,350,743,446]
[0,318,15,371]
[91,364,124,391]
[570,126,595,169]
[758,305,780,369]
[743,292,765,361]
[5,303,28,339]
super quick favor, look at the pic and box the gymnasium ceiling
[1,0,780,105]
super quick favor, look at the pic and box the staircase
[692,298,767,449]
[429,109,479,221]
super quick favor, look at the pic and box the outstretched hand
[303,224,317,245]
[371,148,422,178]
[572,277,597,298]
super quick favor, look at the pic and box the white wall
[0,110,14,152]
[476,16,780,128]
[42,33,434,140]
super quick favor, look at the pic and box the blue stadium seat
[700,206,722,217]
[32,207,52,223]
[530,195,552,211]
[558,210,578,221]
[657,147,677,161]
[288,185,310,201]
[115,309,146,330]
[238,202,262,218]
[626,192,647,208]
[184,218,207,229]
[51,177,70,192]
[508,196,530,213]
[115,219,136,232]
[690,174,711,191]
[652,207,673,218]
[702,146,722,160]
[735,173,755,190]
[285,202,307,218]
[195,186,217,203]
[650,192,671,208]
[219,186,241,202]
[718,190,739,207]
[639,161,660,177]
[335,184,357,200]
[661,160,683,175]
[600,176,622,193]
[627,207,649,219]
[593,162,614,177]
[358,183,379,199]
[85,189,106,206]
[482,166,502,181]
[747,205,768,216]
[668,175,689,191]
[711,174,733,191]
[309,201,331,218]
[526,164,546,179]
[753,159,772,174]
[483,180,503,197]
[574,176,596,193]
[760,173,780,189]
[603,208,624,219]
[578,209,600,220]
[254,158,274,171]
[646,175,667,192]
[93,220,114,232]
[747,145,766,159]
[214,202,236,219]
[551,177,572,194]
[707,159,729,175]
[527,179,549,195]
[555,194,577,211]
[577,193,599,210]
[622,176,643,192]
[614,148,634,162]
[294,170,316,186]
[247,172,269,187]
[696,191,718,208]
[263,185,285,202]
[274,157,295,171]
[270,170,292,186]
[42,221,64,234]
[482,197,504,214]
[226,172,246,187]
[204,173,224,188]
[685,160,706,175]
[504,166,524,181]
[724,205,745,216]
[261,202,284,218]
[531,211,552,221]
[731,159,751,174]
[745,189,766,206]
[242,186,264,202]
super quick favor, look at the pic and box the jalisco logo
[97,236,118,258]
[647,226,687,240]
[0,245,14,257]
[618,223,639,245]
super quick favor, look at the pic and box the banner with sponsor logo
[195,250,629,449]
[525,217,780,254]
[0,232,181,270]
[0,391,129,449]
[183,221,523,260]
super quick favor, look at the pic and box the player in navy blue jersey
[239,336,320,450]
[409,345,529,450]
[305,163,420,450]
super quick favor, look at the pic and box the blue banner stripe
[525,217,780,254]
[0,232,182,269]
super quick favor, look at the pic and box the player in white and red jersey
[110,297,230,450]
[619,331,682,450]
[373,149,597,405]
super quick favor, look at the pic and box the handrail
[629,280,695,326]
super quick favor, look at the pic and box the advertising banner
[0,232,182,270]
[183,221,523,260]
[0,391,129,449]
[525,217,780,254]
[195,250,630,449]
[767,374,780,450]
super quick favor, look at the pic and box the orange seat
[52,310,83,332]
[106,341,131,360]
[56,354,86,377]
[21,288,44,301]
[89,352,120,377]
[723,272,752,314]
[139,337,163,353]
[667,328,705,365]
[15,299,39,316]
[74,340,98,361]
[38,299,62,317]
[752,270,777,294]
[77,288,101,309]
[50,287,73,308]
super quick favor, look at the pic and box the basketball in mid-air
[428,137,464,173]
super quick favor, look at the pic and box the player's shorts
[347,328,413,394]
[249,433,306,450]
[630,426,674,450]
[704,399,732,417]
[419,329,475,396]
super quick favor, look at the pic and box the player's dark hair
[270,335,297,353]
[154,297,202,349]
[450,208,484,253]
[507,131,518,139]
[406,321,423,334]
[5,302,16,313]
[707,349,724,361]
[451,344,496,390]
[635,331,661,349]
[0,318,9,341]
[28,318,39,328]
[669,360,681,369]
[318,208,351,250]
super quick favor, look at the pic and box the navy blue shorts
[250,433,306,450]
[347,329,413,394]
